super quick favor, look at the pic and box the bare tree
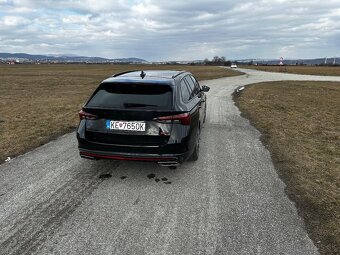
[212,56,220,63]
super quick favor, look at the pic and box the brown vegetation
[234,81,340,255]
[243,65,340,76]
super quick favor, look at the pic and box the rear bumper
[79,148,187,163]
[76,124,194,163]
[77,133,192,163]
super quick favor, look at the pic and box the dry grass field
[243,65,340,76]
[234,81,340,255]
[0,64,242,163]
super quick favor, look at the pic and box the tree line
[203,56,231,66]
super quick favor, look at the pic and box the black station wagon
[77,70,210,168]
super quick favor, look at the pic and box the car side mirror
[201,85,210,92]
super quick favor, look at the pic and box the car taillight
[79,109,98,120]
[154,113,191,125]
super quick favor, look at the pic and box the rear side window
[184,76,199,99]
[189,75,201,93]
[180,80,191,102]
[86,83,172,109]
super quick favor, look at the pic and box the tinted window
[87,83,172,109]
[184,76,199,99]
[184,76,194,93]
[189,75,201,93]
[180,79,190,102]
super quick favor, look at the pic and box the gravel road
[1,68,339,255]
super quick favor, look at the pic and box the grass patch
[0,64,242,163]
[234,81,340,255]
[243,65,340,76]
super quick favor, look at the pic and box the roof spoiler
[172,71,187,78]
[111,70,139,77]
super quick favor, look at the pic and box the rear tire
[190,128,200,161]
[203,105,207,123]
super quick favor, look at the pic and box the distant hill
[235,58,340,65]
[0,53,148,63]
[2,53,339,66]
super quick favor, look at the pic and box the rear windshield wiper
[123,103,157,108]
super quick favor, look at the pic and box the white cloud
[1,16,30,26]
[62,15,90,24]
[131,1,161,17]
[0,0,339,60]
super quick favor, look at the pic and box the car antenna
[140,70,146,79]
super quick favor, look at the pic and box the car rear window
[86,83,172,109]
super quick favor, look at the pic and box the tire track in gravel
[0,163,119,255]
[0,135,120,255]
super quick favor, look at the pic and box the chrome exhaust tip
[80,154,96,160]
[158,161,180,167]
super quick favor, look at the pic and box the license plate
[106,120,146,132]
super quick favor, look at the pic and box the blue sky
[0,0,339,61]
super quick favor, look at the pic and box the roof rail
[111,70,139,77]
[172,71,187,79]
